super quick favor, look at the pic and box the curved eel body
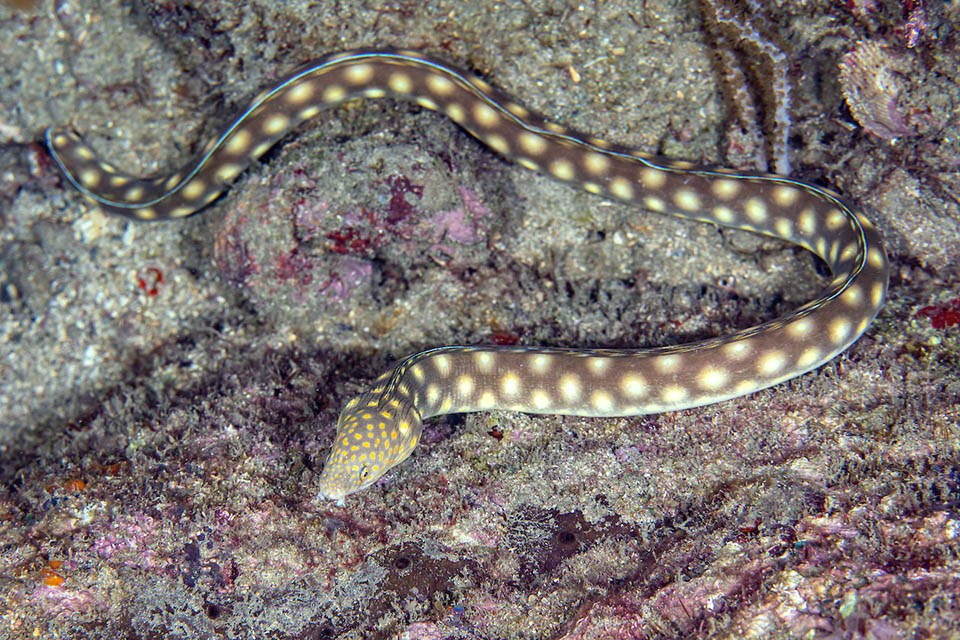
[45,49,888,502]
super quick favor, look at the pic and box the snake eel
[45,49,888,503]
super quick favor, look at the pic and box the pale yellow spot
[673,189,701,212]
[345,63,374,84]
[473,352,495,373]
[796,347,822,369]
[815,238,828,260]
[583,182,601,194]
[53,134,69,148]
[505,102,529,118]
[182,179,206,200]
[109,175,131,187]
[485,134,510,155]
[713,205,735,224]
[544,122,565,134]
[477,391,497,409]
[641,168,666,189]
[839,242,859,263]
[74,146,94,160]
[517,157,539,171]
[757,350,787,376]
[263,114,290,136]
[388,72,413,93]
[426,385,440,405]
[79,169,100,188]
[621,374,646,398]
[798,208,817,235]
[457,375,474,397]
[426,73,455,96]
[164,174,181,191]
[697,366,729,391]
[216,163,244,183]
[473,103,500,128]
[501,372,520,397]
[583,152,610,175]
[416,96,439,110]
[470,76,493,94]
[644,196,666,212]
[711,179,740,199]
[225,130,251,154]
[669,160,694,169]
[446,103,467,123]
[870,282,884,307]
[661,385,688,404]
[786,318,814,339]
[363,88,387,98]
[867,247,885,270]
[438,397,453,414]
[744,197,767,222]
[98,161,116,174]
[433,354,451,376]
[299,105,322,120]
[125,186,145,202]
[321,85,346,103]
[772,186,800,207]
[170,206,194,218]
[655,355,680,373]
[530,390,552,410]
[531,354,552,374]
[559,374,581,402]
[135,208,157,220]
[550,159,576,181]
[724,340,751,360]
[590,391,614,413]
[774,217,793,239]
[610,177,633,200]
[829,318,852,344]
[288,82,316,104]
[588,358,608,375]
[734,379,758,395]
[411,364,425,382]
[841,285,863,307]
[519,132,547,155]
[826,208,847,230]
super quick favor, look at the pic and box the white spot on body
[388,73,413,93]
[531,354,552,374]
[745,198,768,223]
[621,374,646,398]
[673,189,701,212]
[345,63,374,84]
[530,390,552,410]
[590,391,614,413]
[610,177,634,201]
[757,351,787,376]
[433,354,451,377]
[559,374,581,403]
[225,130,251,154]
[501,372,520,397]
[829,317,852,344]
[697,366,729,391]
[711,179,740,200]
[473,103,500,128]
[641,168,667,189]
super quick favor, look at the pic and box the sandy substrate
[1,1,958,638]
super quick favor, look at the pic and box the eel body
[45,49,888,502]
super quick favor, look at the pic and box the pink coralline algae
[839,40,917,140]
